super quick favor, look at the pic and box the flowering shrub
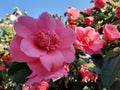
[1,0,120,90]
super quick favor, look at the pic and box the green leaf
[8,62,31,83]
[74,58,86,67]
[96,13,106,20]
[101,53,120,88]
[91,54,104,69]
[0,51,4,58]
[110,80,120,90]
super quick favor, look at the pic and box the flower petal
[10,35,35,62]
[55,20,76,47]
[60,45,75,63]
[89,41,103,51]
[37,12,56,32]
[20,38,46,57]
[14,16,37,38]
[26,60,68,86]
[40,50,64,72]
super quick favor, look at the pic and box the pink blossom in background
[0,64,6,71]
[67,24,77,31]
[2,55,12,64]
[66,7,80,21]
[103,24,120,41]
[83,8,93,15]
[29,81,49,90]
[84,17,94,25]
[115,7,120,18]
[22,85,29,90]
[75,26,105,55]
[10,12,76,86]
[94,0,106,8]
[0,86,3,90]
[80,64,98,83]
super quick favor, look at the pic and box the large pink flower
[94,0,106,8]
[103,24,120,41]
[66,7,80,21]
[10,12,76,85]
[75,26,104,55]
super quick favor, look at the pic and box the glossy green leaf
[96,13,106,19]
[101,53,120,88]
[110,80,120,90]
[8,62,31,83]
[91,54,104,69]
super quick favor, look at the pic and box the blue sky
[0,0,93,18]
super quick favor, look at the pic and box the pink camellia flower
[75,26,104,55]
[66,7,80,21]
[115,7,120,18]
[94,0,106,8]
[84,17,94,25]
[103,24,120,41]
[10,12,76,86]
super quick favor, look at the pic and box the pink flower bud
[84,17,94,25]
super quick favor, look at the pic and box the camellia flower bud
[84,17,94,25]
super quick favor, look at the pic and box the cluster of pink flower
[0,55,11,72]
[23,81,49,90]
[66,0,120,55]
[80,64,98,83]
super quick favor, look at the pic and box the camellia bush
[1,0,120,90]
